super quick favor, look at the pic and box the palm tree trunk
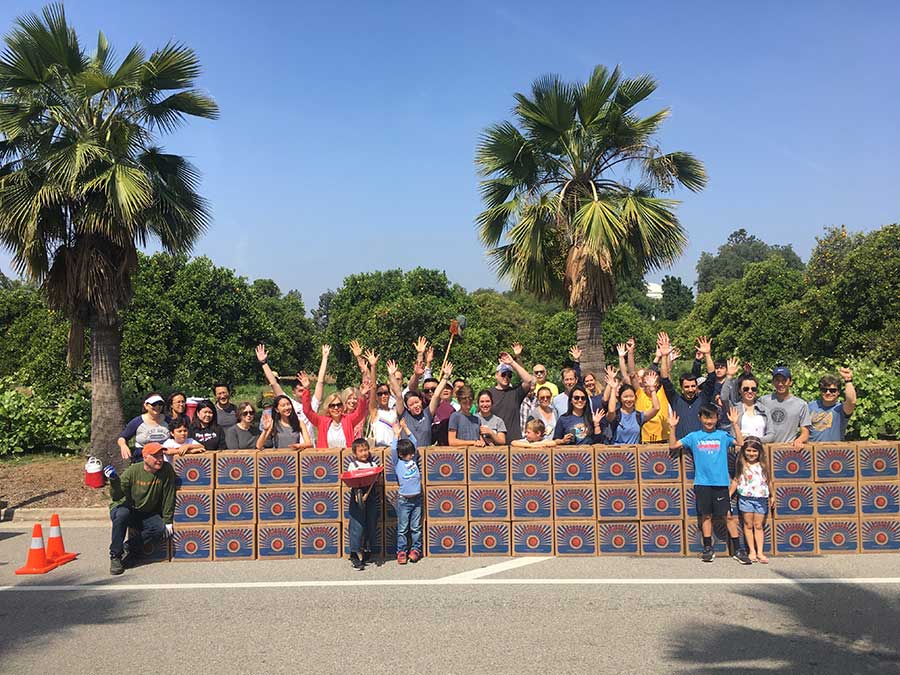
[90,319,125,467]
[576,306,606,377]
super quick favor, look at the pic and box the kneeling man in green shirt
[106,442,175,575]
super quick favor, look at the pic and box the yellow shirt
[636,386,669,442]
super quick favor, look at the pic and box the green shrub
[0,377,91,455]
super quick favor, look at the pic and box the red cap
[141,442,165,458]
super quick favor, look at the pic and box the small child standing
[731,436,771,564]
[346,437,380,570]
[669,404,751,565]
[162,419,205,461]
[390,420,420,564]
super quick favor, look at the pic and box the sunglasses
[149,402,164,409]
[328,402,343,409]
[533,370,545,375]
[423,388,436,394]
[741,386,758,393]
[499,372,511,377]
[538,396,551,401]
[821,387,839,393]
[377,390,390,396]
[571,395,587,402]
[240,411,254,417]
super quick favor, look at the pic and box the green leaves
[475,63,706,322]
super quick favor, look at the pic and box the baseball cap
[142,442,165,458]
[496,363,513,374]
[772,365,792,379]
[144,394,164,405]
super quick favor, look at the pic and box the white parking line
[438,556,552,581]
[3,576,900,592]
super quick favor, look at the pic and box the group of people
[108,332,857,573]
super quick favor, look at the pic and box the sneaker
[408,549,421,563]
[110,556,125,575]
[362,551,372,564]
[349,553,364,570]
[733,549,752,565]
[701,546,715,563]
[397,551,408,565]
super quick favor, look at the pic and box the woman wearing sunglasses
[553,385,605,445]
[224,401,263,450]
[299,371,371,448]
[117,393,171,463]
[720,358,771,441]
[528,386,559,441]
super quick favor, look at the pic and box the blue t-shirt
[553,414,595,445]
[681,429,735,487]
[808,399,850,442]
[612,409,645,445]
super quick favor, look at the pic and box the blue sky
[1,1,898,312]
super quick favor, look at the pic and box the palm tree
[475,65,706,375]
[0,4,218,465]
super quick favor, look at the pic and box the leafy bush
[0,377,90,455]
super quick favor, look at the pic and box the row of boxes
[173,442,900,490]
[176,480,900,525]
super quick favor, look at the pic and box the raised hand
[626,337,635,353]
[604,365,619,384]
[644,370,659,390]
[298,371,311,389]
[413,336,428,354]
[498,351,513,365]
[726,405,739,426]
[696,336,712,355]
[349,340,363,358]
[670,347,681,362]
[359,379,371,397]
[321,344,331,359]
[593,407,605,426]
[657,332,671,356]
[255,344,268,363]
[839,367,853,383]
[442,361,454,378]
[386,359,398,377]
[616,343,627,357]
[669,411,680,429]
[425,345,434,366]
[726,357,740,378]
[511,341,523,357]
[364,349,378,366]
[391,420,402,437]
[570,345,582,361]
[261,413,273,432]
[413,359,426,378]
[742,361,754,375]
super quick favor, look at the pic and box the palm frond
[644,150,707,192]
[576,64,620,128]
[141,90,219,132]
[143,42,203,90]
[614,73,657,110]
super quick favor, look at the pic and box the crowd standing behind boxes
[105,333,900,575]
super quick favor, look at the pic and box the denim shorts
[738,495,769,514]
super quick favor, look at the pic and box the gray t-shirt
[758,394,811,443]
[225,424,262,450]
[403,408,433,447]
[273,422,303,449]
[477,413,507,443]
[449,411,481,441]
[216,403,238,430]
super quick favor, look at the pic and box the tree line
[2,223,900,455]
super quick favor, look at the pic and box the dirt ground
[0,455,110,511]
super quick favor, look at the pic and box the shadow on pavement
[0,570,143,660]
[667,570,900,673]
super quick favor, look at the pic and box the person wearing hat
[757,365,811,448]
[117,393,172,464]
[489,343,534,442]
[105,442,176,575]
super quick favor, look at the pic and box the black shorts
[694,485,730,518]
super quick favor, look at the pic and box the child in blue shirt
[669,404,751,565]
[390,420,421,564]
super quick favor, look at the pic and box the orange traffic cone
[46,513,78,565]
[15,523,60,575]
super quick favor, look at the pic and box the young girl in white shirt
[731,436,771,564]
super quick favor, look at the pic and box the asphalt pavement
[1,523,899,674]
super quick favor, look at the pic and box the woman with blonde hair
[301,372,370,448]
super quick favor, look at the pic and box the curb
[0,506,108,523]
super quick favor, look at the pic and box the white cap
[144,394,164,405]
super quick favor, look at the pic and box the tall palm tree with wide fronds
[475,65,706,375]
[0,4,218,464]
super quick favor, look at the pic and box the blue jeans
[348,488,379,554]
[396,494,422,554]
[109,505,164,558]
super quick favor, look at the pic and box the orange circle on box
[875,496,888,508]
[228,504,241,516]
[441,536,454,548]
[272,467,285,480]
[655,535,668,547]
[483,535,496,548]
[228,540,240,553]
[875,532,889,545]
[439,464,452,477]
[229,467,242,480]
[272,538,284,552]
[831,533,846,546]
[524,464,537,477]
[789,533,802,546]
[185,541,198,554]
[570,536,583,548]
[526,535,539,548]
[186,468,200,481]
[567,464,579,476]
[830,460,843,473]
[482,464,495,477]
[612,534,625,548]
[873,459,886,471]
[610,463,623,476]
